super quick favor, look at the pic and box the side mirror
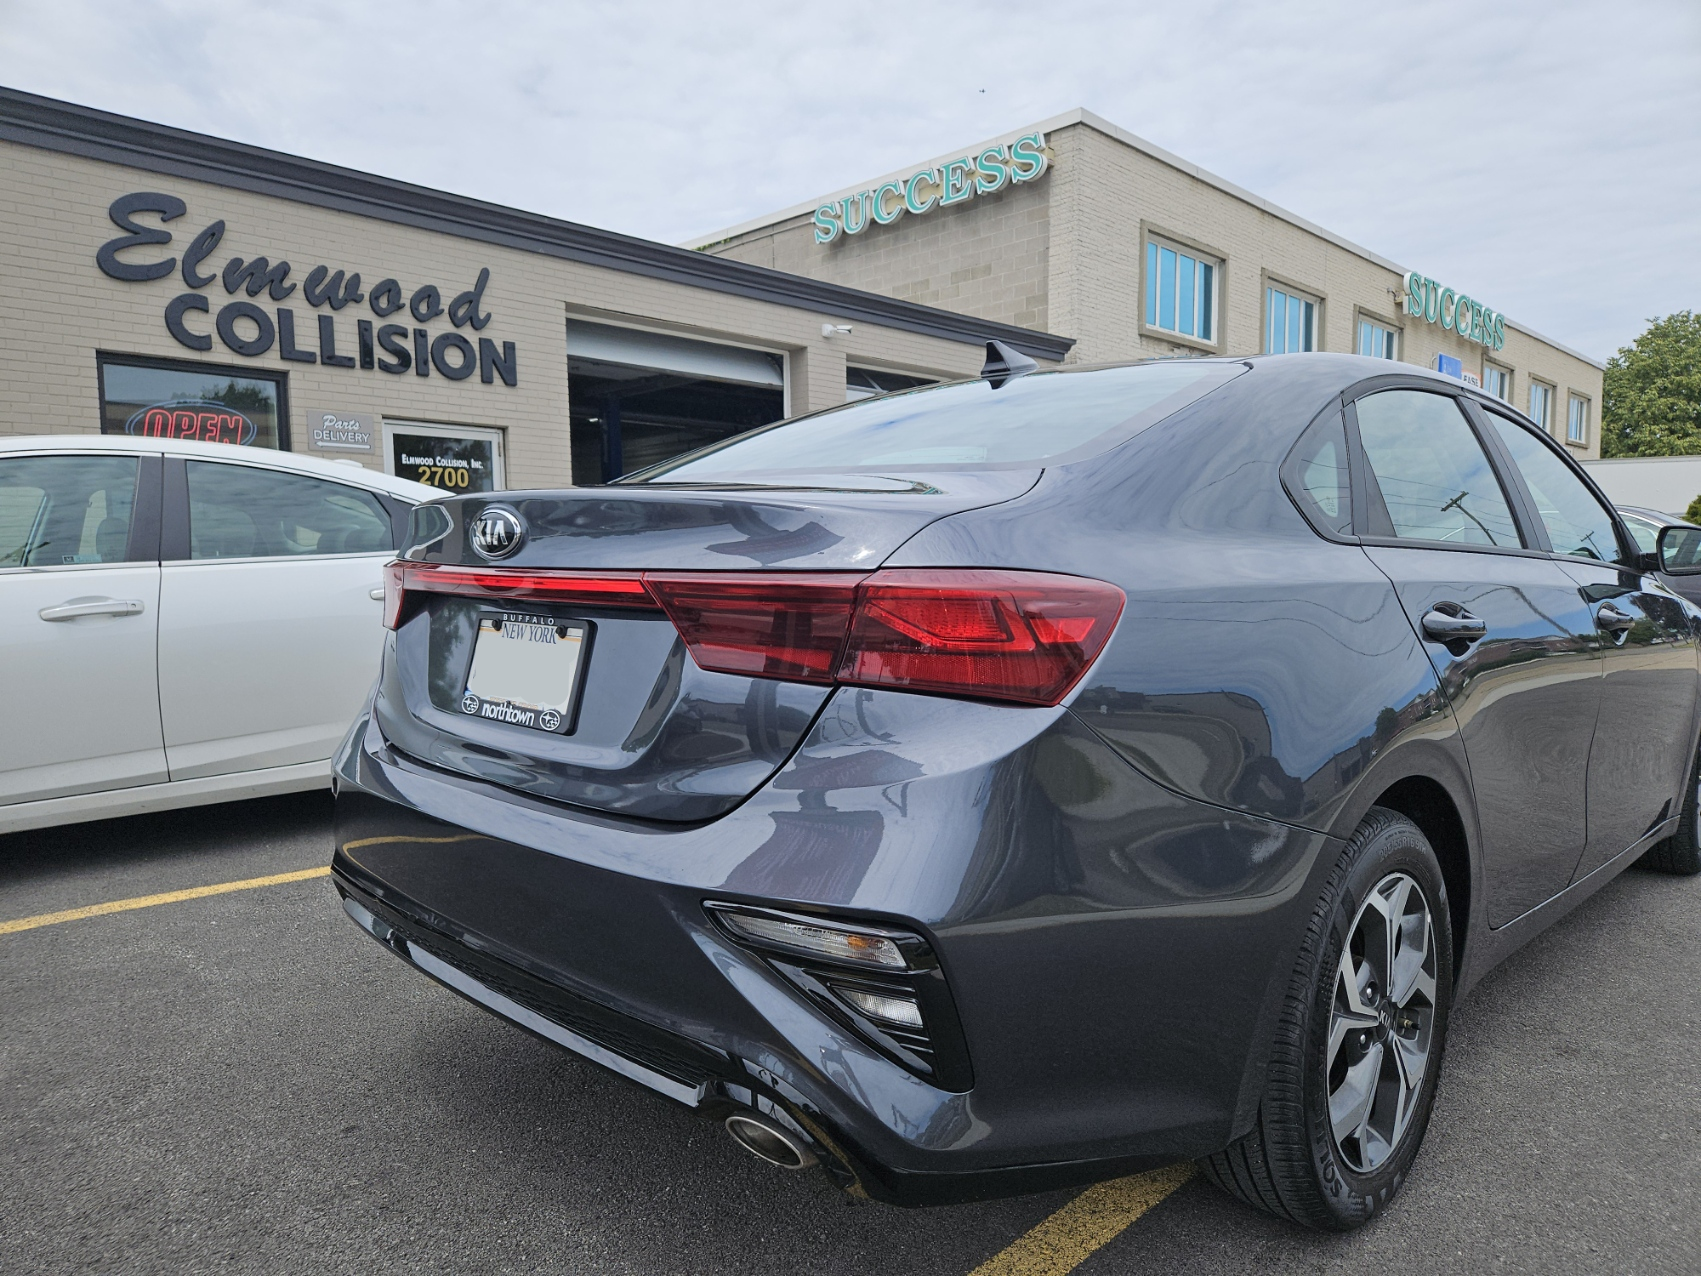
[1656,525,1701,575]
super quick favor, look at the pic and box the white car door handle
[39,597,146,621]
[369,587,386,600]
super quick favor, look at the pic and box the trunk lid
[372,473,1037,821]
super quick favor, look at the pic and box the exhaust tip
[725,1113,817,1170]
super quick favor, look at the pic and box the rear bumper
[332,689,1339,1204]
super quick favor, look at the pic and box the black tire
[1201,807,1454,1230]
[1639,742,1701,875]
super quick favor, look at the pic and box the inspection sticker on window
[461,613,588,734]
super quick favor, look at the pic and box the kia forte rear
[332,349,1701,1224]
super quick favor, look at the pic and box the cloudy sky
[2,0,1696,360]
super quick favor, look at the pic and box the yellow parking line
[0,866,332,935]
[969,1163,1195,1276]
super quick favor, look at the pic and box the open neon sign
[124,400,258,446]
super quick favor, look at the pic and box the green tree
[1601,311,1701,457]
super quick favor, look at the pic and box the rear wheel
[1639,741,1701,875]
[1202,807,1454,1230]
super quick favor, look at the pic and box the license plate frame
[459,608,593,735]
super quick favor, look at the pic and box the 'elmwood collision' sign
[95,192,519,386]
[812,133,1049,244]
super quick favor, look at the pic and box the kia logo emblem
[470,505,525,560]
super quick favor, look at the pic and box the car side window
[1281,410,1353,537]
[1622,516,1660,556]
[0,455,138,568]
[1352,390,1522,549]
[1481,413,1623,563]
[186,461,392,560]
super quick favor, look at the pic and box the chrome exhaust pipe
[724,1113,817,1170]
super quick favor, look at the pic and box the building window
[1357,319,1398,360]
[1529,381,1554,433]
[385,420,506,493]
[1482,362,1511,402]
[1145,239,1217,342]
[1567,394,1590,446]
[846,367,937,402]
[97,354,287,449]
[1266,286,1318,354]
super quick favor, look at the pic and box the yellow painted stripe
[968,1163,1194,1276]
[0,866,333,935]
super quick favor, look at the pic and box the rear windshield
[627,361,1241,481]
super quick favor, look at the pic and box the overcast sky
[2,0,1696,361]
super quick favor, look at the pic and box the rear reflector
[385,562,1123,707]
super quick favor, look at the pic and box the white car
[1,435,437,834]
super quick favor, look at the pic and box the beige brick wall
[0,141,1002,487]
[704,117,1606,459]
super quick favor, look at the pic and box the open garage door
[568,321,785,483]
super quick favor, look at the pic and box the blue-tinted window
[1357,319,1398,360]
[1567,394,1589,445]
[1145,239,1217,342]
[1267,287,1317,354]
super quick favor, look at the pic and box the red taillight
[645,573,862,682]
[381,561,653,630]
[386,562,1123,706]
[840,570,1125,706]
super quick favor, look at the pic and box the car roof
[0,433,439,502]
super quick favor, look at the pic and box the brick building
[695,109,1605,458]
[0,88,1069,491]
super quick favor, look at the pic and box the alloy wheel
[1326,872,1438,1173]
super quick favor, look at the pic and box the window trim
[1527,378,1557,436]
[1137,222,1227,354]
[1566,393,1591,448]
[96,351,292,451]
[1481,359,1514,404]
[1262,271,1326,355]
[1352,306,1403,362]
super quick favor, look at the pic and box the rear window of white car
[629,361,1242,481]
[187,461,392,559]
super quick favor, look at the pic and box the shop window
[1568,394,1590,446]
[1528,381,1555,434]
[1145,239,1217,342]
[98,355,286,449]
[846,367,937,402]
[385,421,506,493]
[1266,286,1318,354]
[1482,362,1511,402]
[1356,319,1398,360]
[567,321,785,482]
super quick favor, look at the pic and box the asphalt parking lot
[3,793,1699,1275]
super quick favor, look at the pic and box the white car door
[157,456,397,780]
[0,452,166,806]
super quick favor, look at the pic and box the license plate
[460,612,589,733]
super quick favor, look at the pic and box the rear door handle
[1421,606,1487,645]
[1596,602,1636,633]
[39,598,146,621]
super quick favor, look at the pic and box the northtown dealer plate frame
[460,609,594,736]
